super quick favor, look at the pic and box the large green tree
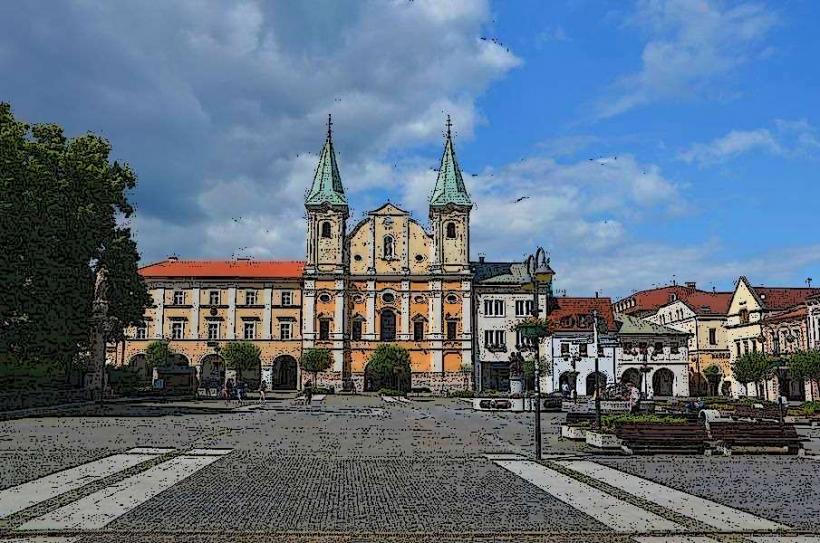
[0,103,150,383]
[789,349,820,397]
[222,341,262,384]
[365,344,412,393]
[732,351,775,397]
[300,348,333,386]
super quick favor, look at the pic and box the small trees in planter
[300,348,333,388]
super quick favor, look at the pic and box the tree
[300,348,332,386]
[365,344,411,392]
[222,342,261,383]
[732,351,775,397]
[0,103,150,384]
[789,349,820,398]
[145,340,174,370]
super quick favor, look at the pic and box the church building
[302,119,473,391]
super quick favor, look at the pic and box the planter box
[473,397,527,412]
[585,430,621,449]
[561,425,588,440]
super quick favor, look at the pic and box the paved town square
[2,396,820,542]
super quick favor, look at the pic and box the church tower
[429,117,472,274]
[305,115,348,275]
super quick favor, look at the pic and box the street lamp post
[592,310,602,430]
[526,247,554,460]
[632,346,653,400]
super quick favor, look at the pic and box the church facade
[302,121,473,391]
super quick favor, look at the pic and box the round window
[413,295,425,303]
[446,294,459,304]
[382,292,396,303]
[318,293,331,303]
[415,254,424,262]
[353,254,363,262]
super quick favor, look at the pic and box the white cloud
[596,0,777,119]
[679,119,820,164]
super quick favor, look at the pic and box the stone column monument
[86,267,118,402]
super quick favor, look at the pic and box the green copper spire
[429,116,472,209]
[305,114,347,208]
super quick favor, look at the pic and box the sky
[1,0,818,299]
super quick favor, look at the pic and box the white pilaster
[227,287,236,340]
[366,280,376,340]
[429,280,442,338]
[333,279,345,371]
[154,288,165,339]
[461,280,471,353]
[303,280,316,347]
[400,280,410,340]
[262,287,272,340]
[190,287,200,339]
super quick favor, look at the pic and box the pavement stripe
[750,537,820,543]
[124,447,176,455]
[633,537,720,543]
[482,453,526,461]
[18,452,228,531]
[381,396,397,403]
[557,460,786,532]
[0,453,159,519]
[185,448,233,456]
[494,459,683,533]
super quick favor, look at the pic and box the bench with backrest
[733,403,783,422]
[708,422,802,454]
[616,423,707,455]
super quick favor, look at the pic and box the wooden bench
[733,404,783,422]
[708,422,802,454]
[616,423,707,455]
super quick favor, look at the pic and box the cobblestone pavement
[1,395,819,542]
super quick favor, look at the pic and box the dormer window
[320,221,332,238]
[383,235,395,259]
[445,222,456,239]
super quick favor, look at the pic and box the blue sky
[1,0,818,298]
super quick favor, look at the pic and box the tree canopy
[144,340,174,370]
[732,351,775,396]
[222,342,262,382]
[365,344,411,392]
[300,348,333,383]
[789,349,820,388]
[0,103,150,382]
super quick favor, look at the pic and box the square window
[579,343,588,357]
[136,325,147,339]
[173,291,184,305]
[280,322,292,340]
[671,342,680,354]
[352,320,362,341]
[282,291,292,306]
[709,328,717,345]
[171,322,184,339]
[245,290,257,305]
[560,343,569,355]
[209,291,220,305]
[654,342,664,353]
[319,320,330,340]
[243,321,255,340]
[207,322,219,340]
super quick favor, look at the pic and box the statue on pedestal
[86,266,118,402]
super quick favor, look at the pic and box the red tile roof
[549,297,617,332]
[763,305,808,324]
[751,287,820,311]
[139,259,305,279]
[678,291,732,315]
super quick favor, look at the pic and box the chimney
[595,291,599,298]
[478,255,485,263]
[685,281,696,289]
[167,254,178,262]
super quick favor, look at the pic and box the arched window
[445,222,456,239]
[320,221,332,238]
[380,309,396,341]
[383,235,395,259]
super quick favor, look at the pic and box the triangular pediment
[368,202,409,216]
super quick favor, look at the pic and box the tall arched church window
[445,222,457,239]
[320,221,332,238]
[383,235,395,259]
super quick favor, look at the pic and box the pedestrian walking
[236,381,245,406]
[259,380,267,403]
[304,380,313,405]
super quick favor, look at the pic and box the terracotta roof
[762,305,808,324]
[139,259,305,279]
[751,286,820,311]
[678,291,732,315]
[548,297,617,332]
[613,285,699,315]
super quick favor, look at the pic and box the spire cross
[445,115,452,138]
[327,114,333,140]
